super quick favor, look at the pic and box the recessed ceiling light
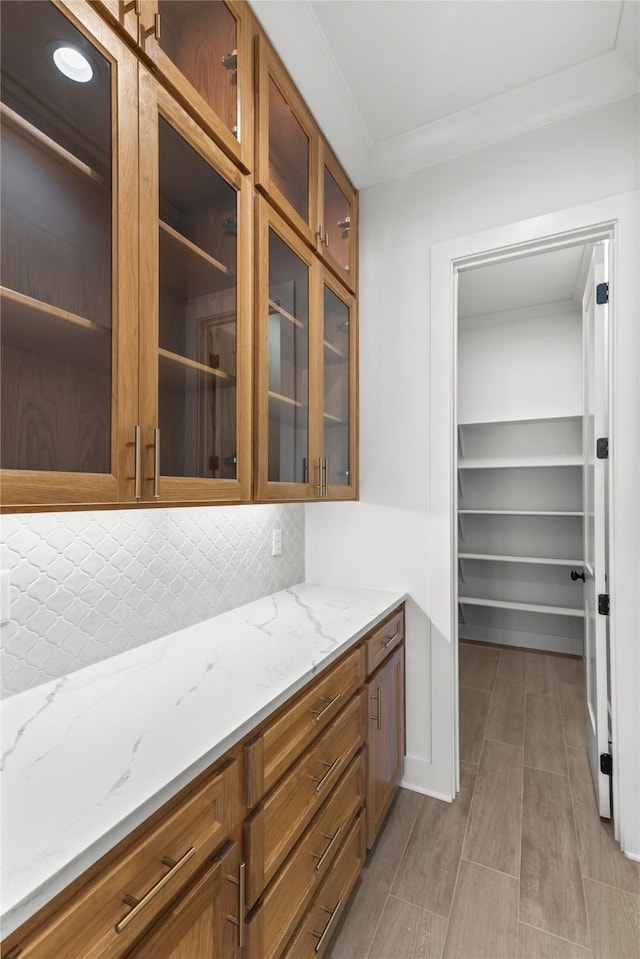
[53,46,93,83]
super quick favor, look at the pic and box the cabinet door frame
[138,70,252,504]
[255,35,318,251]
[91,0,140,43]
[1,0,139,511]
[318,268,358,500]
[138,0,253,174]
[254,198,320,501]
[317,140,358,294]
[366,644,405,848]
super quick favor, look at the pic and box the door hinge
[596,282,609,305]
[598,593,610,616]
[600,752,613,776]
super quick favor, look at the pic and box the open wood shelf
[159,220,234,299]
[458,509,583,517]
[1,102,107,187]
[0,286,110,370]
[459,414,582,428]
[323,411,347,426]
[458,596,584,618]
[268,298,306,330]
[458,553,583,567]
[158,348,235,392]
[268,389,308,426]
[459,455,582,469]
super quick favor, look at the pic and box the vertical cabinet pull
[128,425,142,501]
[123,0,141,14]
[227,861,246,949]
[140,12,160,41]
[322,457,328,496]
[148,427,160,499]
[371,686,382,730]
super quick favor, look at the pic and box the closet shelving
[457,414,584,653]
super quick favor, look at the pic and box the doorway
[455,239,611,817]
[428,192,639,858]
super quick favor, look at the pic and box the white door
[582,241,611,818]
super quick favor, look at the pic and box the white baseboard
[624,849,640,862]
[459,623,583,656]
[400,755,454,802]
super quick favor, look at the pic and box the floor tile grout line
[517,676,527,957]
[485,735,524,750]
[518,918,594,952]
[460,855,519,881]
[565,739,594,951]
[364,887,392,959]
[522,761,569,778]
[578,874,640,898]
[385,890,450,922]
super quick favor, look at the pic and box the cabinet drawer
[246,751,364,959]
[364,607,404,676]
[245,692,364,907]
[15,760,241,959]
[282,811,366,959]
[245,645,364,808]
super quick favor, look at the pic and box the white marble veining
[0,583,405,938]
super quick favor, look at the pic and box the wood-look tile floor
[328,643,640,959]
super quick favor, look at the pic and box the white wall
[306,97,640,803]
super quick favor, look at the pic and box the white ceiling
[249,0,640,187]
[458,244,591,319]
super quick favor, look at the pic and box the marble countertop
[0,583,406,938]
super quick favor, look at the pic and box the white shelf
[458,596,584,618]
[459,455,581,469]
[459,414,581,428]
[458,553,583,567]
[458,509,583,517]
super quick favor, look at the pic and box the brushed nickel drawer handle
[115,846,196,932]
[311,757,340,793]
[227,861,245,949]
[312,899,345,954]
[312,825,342,871]
[310,693,341,723]
[380,629,400,649]
[371,687,382,730]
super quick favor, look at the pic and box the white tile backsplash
[0,504,305,698]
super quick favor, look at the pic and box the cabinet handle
[152,427,160,498]
[123,0,141,14]
[128,424,142,500]
[323,230,329,248]
[141,11,160,41]
[380,629,400,649]
[303,457,309,483]
[312,900,345,954]
[315,458,323,496]
[371,686,382,730]
[322,457,328,496]
[115,846,196,933]
[227,861,245,949]
[311,825,342,871]
[315,225,325,245]
[310,693,341,723]
[311,757,340,793]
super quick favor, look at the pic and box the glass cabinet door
[256,201,317,499]
[319,142,358,293]
[321,271,357,498]
[138,73,250,503]
[0,0,138,507]
[256,37,317,248]
[139,0,251,171]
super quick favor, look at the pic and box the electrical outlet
[0,570,10,625]
[271,528,282,557]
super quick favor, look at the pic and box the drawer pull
[312,899,345,954]
[311,757,340,793]
[380,629,400,649]
[115,846,196,933]
[310,693,341,723]
[312,825,342,871]
[227,861,246,949]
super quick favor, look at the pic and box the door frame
[429,192,639,858]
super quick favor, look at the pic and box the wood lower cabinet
[124,840,243,959]
[366,617,406,848]
[2,607,404,959]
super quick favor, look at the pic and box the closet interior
[456,244,592,656]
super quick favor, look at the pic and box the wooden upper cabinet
[91,0,141,43]
[255,35,318,251]
[137,0,252,172]
[255,199,357,502]
[318,141,357,292]
[0,0,139,509]
[138,69,252,504]
[255,36,358,294]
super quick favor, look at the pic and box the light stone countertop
[0,583,406,938]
